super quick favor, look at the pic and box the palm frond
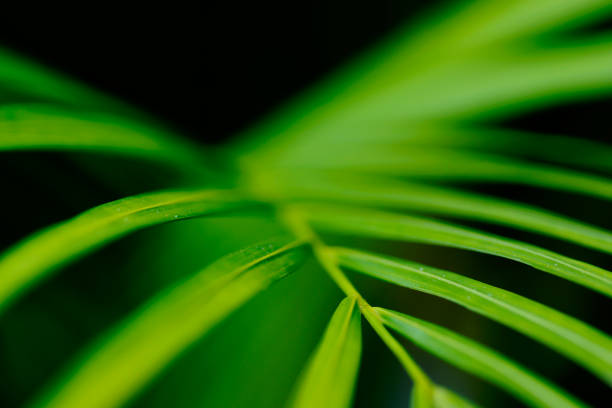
[333,248,612,384]
[0,189,257,313]
[289,297,361,408]
[1,0,611,406]
[376,308,586,408]
[0,47,130,113]
[0,104,205,169]
[305,206,612,297]
[31,237,306,408]
[264,174,612,254]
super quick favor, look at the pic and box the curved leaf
[246,37,612,164]
[386,38,612,121]
[0,47,133,114]
[281,148,612,202]
[0,104,207,171]
[0,189,259,313]
[305,205,612,298]
[377,308,586,408]
[289,296,362,408]
[408,0,612,53]
[30,237,307,408]
[268,174,612,254]
[404,127,612,173]
[334,248,612,385]
[432,386,480,408]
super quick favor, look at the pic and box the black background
[0,1,435,143]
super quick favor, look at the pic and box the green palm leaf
[0,47,130,113]
[305,206,612,297]
[402,127,612,173]
[431,386,480,408]
[0,104,205,170]
[289,297,362,408]
[333,248,612,385]
[276,148,612,201]
[267,174,612,254]
[30,237,307,408]
[377,308,586,408]
[1,0,612,406]
[0,189,257,313]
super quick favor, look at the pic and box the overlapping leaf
[305,205,612,298]
[1,0,612,406]
[267,174,612,254]
[334,248,612,385]
[31,237,307,408]
[271,147,612,202]
[0,189,259,313]
[377,308,586,408]
[0,104,205,169]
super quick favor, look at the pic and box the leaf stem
[281,207,432,389]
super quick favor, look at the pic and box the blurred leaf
[402,127,612,173]
[268,174,612,254]
[276,148,612,202]
[288,296,361,408]
[407,0,612,52]
[240,37,612,163]
[407,37,612,118]
[0,47,131,114]
[0,104,207,172]
[0,189,259,313]
[432,386,480,408]
[377,308,586,408]
[31,237,307,408]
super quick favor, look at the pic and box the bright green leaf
[277,148,612,202]
[0,189,259,313]
[30,237,307,408]
[266,173,612,254]
[377,308,586,408]
[334,248,612,385]
[432,386,480,408]
[305,205,612,298]
[407,0,612,53]
[289,296,362,408]
[0,104,208,172]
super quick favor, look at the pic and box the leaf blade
[279,148,612,202]
[30,237,307,408]
[269,174,612,254]
[0,47,133,114]
[334,248,612,385]
[0,104,207,171]
[305,205,612,298]
[0,189,258,313]
[432,386,480,408]
[403,127,612,173]
[289,296,362,408]
[377,308,586,408]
